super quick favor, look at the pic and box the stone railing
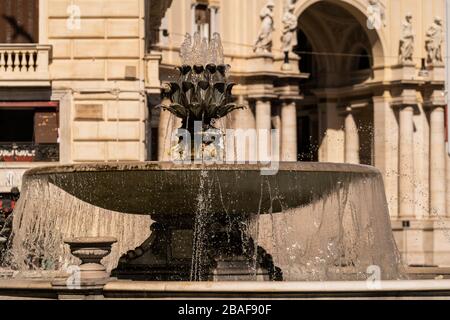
[0,44,52,86]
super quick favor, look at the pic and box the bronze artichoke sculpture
[159,64,245,130]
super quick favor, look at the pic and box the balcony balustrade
[0,44,52,87]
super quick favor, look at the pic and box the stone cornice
[390,88,419,107]
[423,89,446,108]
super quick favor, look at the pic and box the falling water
[4,163,405,281]
[4,174,151,276]
[256,172,406,280]
[190,170,212,280]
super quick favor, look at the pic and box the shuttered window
[34,111,59,144]
[0,0,39,43]
[0,102,60,162]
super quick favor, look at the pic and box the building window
[194,3,211,39]
[356,48,371,70]
[0,0,39,43]
[0,102,60,162]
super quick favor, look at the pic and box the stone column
[344,107,359,164]
[232,95,254,129]
[398,105,415,218]
[281,101,297,161]
[272,106,281,161]
[255,99,272,161]
[318,101,345,163]
[374,94,399,218]
[429,106,447,217]
[447,152,450,218]
[158,97,177,161]
[230,95,256,162]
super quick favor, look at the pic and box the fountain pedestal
[51,237,117,299]
[112,215,281,281]
[112,220,194,281]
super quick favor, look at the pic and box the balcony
[0,143,59,163]
[0,44,52,87]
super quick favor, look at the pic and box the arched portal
[293,0,384,165]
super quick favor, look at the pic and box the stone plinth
[247,54,274,73]
[428,64,445,82]
[392,64,416,81]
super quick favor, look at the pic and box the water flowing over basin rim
[24,162,381,176]
[21,162,383,215]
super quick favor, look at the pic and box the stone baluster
[12,51,19,72]
[0,52,5,71]
[19,52,26,72]
[5,51,12,72]
[30,50,38,71]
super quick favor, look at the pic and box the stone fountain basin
[23,162,381,216]
[14,161,402,280]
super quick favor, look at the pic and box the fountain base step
[211,258,270,281]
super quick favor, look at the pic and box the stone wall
[46,0,147,162]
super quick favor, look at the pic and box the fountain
[0,32,414,298]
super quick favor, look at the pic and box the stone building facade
[0,0,450,267]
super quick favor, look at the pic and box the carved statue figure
[399,13,414,64]
[281,4,298,54]
[253,0,275,54]
[366,0,385,30]
[425,16,444,65]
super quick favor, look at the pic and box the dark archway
[293,1,378,164]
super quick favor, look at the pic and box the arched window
[357,48,371,70]
[352,47,372,71]
[194,3,211,39]
[295,29,315,79]
[191,1,220,40]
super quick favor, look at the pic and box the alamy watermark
[366,265,382,290]
[67,4,82,31]
[65,265,81,289]
[169,121,280,175]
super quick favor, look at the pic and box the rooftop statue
[366,0,386,30]
[281,4,297,54]
[425,16,444,65]
[281,3,298,68]
[254,0,275,54]
[399,13,414,64]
